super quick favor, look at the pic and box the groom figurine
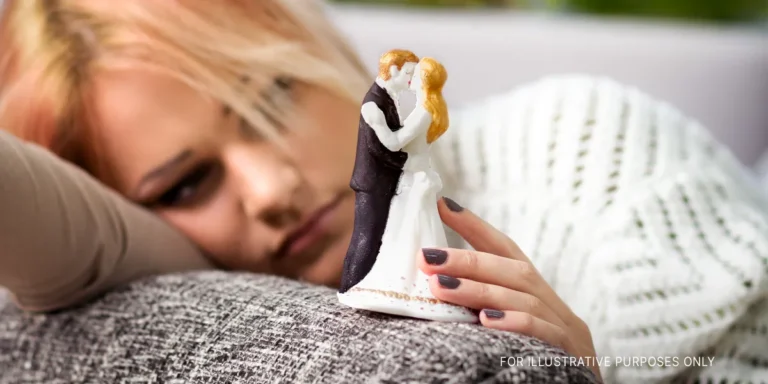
[338,49,419,294]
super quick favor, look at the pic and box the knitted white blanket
[433,75,768,384]
[756,151,768,193]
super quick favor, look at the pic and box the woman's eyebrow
[134,149,193,195]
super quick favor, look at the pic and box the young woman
[1,1,766,382]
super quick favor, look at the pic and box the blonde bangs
[85,0,370,142]
[2,0,370,154]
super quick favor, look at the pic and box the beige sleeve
[0,131,213,312]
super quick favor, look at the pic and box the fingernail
[437,274,461,289]
[442,197,463,212]
[423,248,448,265]
[483,309,505,319]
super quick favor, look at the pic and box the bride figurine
[338,56,476,323]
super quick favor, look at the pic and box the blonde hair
[419,57,449,144]
[0,0,369,181]
[378,49,419,81]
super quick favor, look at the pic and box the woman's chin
[300,255,344,288]
[300,233,349,288]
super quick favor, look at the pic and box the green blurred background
[332,0,768,24]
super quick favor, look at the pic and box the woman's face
[90,68,359,286]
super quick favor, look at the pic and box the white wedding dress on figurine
[337,104,476,323]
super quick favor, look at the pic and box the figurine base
[338,287,477,323]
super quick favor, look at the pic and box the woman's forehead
[92,68,217,122]
[90,68,223,190]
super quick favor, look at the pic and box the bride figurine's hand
[429,172,443,192]
[418,197,602,382]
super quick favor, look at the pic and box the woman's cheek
[160,190,245,261]
[293,127,356,193]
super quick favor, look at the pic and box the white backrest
[328,5,768,166]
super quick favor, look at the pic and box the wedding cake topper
[337,49,476,323]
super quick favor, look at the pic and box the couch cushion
[0,271,599,383]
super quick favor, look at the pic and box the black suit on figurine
[338,82,408,294]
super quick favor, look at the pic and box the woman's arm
[0,131,213,312]
[429,75,768,383]
[583,172,768,383]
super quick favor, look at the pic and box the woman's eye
[155,162,222,208]
[274,76,294,91]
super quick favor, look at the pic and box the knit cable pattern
[433,75,768,384]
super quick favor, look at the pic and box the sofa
[0,272,599,383]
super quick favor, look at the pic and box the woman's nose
[225,146,302,227]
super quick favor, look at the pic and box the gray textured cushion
[0,272,599,383]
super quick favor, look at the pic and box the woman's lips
[276,194,345,261]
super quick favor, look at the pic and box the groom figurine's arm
[360,102,407,168]
[361,102,399,151]
[361,103,425,152]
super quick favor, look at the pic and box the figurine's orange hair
[419,57,449,144]
[378,49,419,81]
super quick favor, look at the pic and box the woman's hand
[420,197,601,381]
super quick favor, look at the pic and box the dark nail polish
[437,274,461,289]
[483,309,505,319]
[423,248,448,265]
[442,197,464,212]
